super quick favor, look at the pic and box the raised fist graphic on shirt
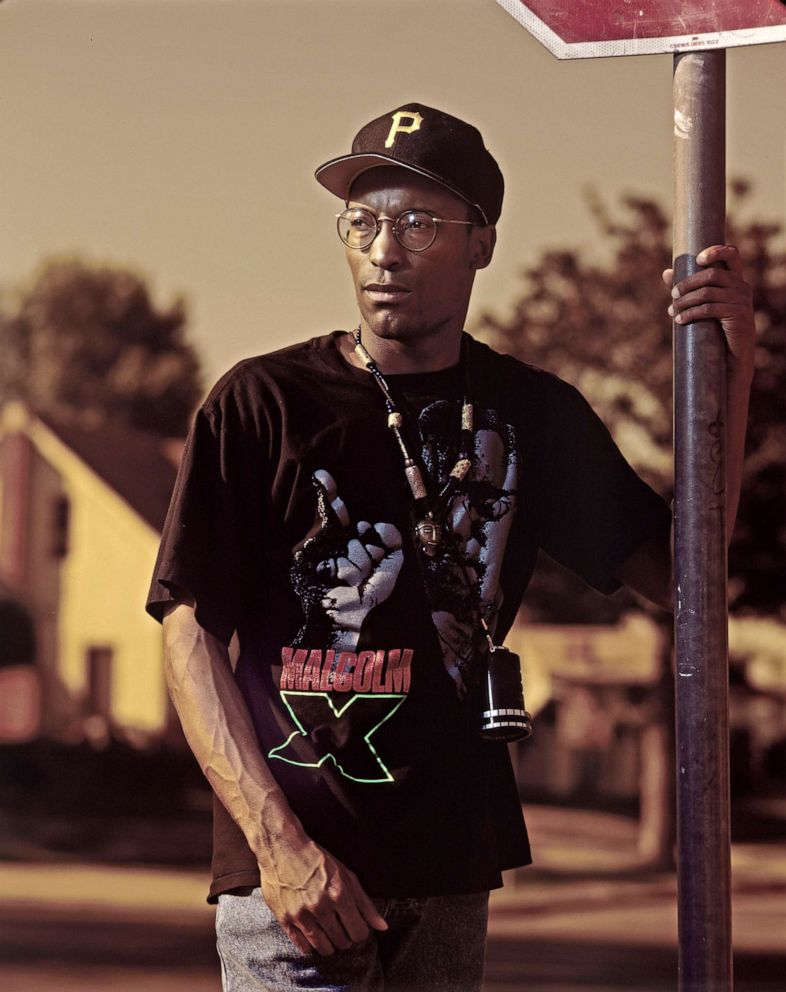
[291,469,404,652]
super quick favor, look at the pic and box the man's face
[343,167,494,346]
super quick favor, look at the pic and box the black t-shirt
[146,331,671,902]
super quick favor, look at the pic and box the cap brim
[315,153,489,225]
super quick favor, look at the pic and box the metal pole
[672,50,732,992]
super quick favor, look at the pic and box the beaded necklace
[351,326,474,557]
[351,327,533,740]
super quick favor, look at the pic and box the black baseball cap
[315,102,504,226]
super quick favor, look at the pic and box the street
[2,807,785,991]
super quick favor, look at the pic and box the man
[146,103,755,991]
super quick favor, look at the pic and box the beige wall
[32,422,168,735]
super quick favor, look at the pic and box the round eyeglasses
[336,207,476,253]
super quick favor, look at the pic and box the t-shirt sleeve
[537,380,671,595]
[145,384,264,645]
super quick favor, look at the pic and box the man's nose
[368,218,405,268]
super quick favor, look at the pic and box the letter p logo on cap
[315,102,504,226]
[385,110,424,149]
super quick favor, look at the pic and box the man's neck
[341,326,464,375]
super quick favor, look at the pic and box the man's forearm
[162,601,309,873]
[161,601,388,955]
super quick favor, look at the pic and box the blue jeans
[216,887,489,992]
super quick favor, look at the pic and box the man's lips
[362,282,412,302]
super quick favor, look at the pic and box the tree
[0,259,202,437]
[479,182,786,866]
[480,181,786,622]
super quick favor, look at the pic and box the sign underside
[496,0,786,58]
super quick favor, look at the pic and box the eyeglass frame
[336,206,478,253]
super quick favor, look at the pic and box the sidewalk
[496,806,786,952]
[2,806,785,991]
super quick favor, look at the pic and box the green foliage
[480,182,786,620]
[0,259,202,438]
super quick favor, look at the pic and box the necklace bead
[450,458,472,482]
[351,327,474,554]
[405,463,428,500]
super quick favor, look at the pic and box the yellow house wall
[28,421,168,735]
[26,445,71,732]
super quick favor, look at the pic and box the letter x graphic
[268,692,406,784]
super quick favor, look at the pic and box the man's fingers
[349,877,388,933]
[670,300,749,326]
[665,244,743,297]
[282,911,332,955]
[671,266,746,299]
[292,910,342,956]
[669,285,746,318]
[335,899,373,945]
[283,921,313,955]
[307,909,354,954]
[296,890,374,954]
[361,902,389,932]
[330,871,387,940]
[696,243,743,273]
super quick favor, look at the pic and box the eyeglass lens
[338,208,438,252]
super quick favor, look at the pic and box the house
[0,402,180,745]
[506,614,667,804]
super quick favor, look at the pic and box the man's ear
[470,225,496,270]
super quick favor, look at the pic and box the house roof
[37,412,181,533]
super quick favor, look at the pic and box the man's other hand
[663,243,756,369]
[260,838,388,956]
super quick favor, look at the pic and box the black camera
[478,645,533,743]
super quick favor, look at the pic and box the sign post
[493,2,786,989]
[672,50,732,990]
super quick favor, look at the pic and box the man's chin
[362,312,423,342]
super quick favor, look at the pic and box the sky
[1,0,784,388]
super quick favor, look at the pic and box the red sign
[496,0,786,58]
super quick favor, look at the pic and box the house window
[86,645,113,718]
[0,599,36,667]
[51,496,70,558]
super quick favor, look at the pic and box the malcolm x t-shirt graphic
[271,468,409,783]
[268,401,520,783]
